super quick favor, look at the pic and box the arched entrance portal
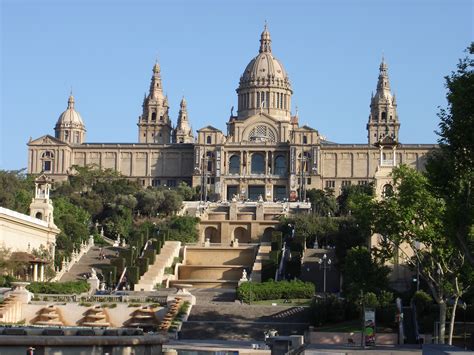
[233,227,250,243]
[262,227,275,242]
[204,226,220,244]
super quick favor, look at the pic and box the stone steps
[59,246,118,282]
[179,302,310,340]
[180,320,308,341]
[134,241,181,292]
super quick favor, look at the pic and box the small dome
[55,95,85,129]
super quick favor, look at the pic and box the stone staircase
[300,248,340,293]
[134,241,181,292]
[59,246,119,282]
[250,244,271,282]
[179,303,311,341]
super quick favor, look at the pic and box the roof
[198,125,222,132]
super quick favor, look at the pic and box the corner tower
[138,62,172,143]
[367,57,400,145]
[173,97,194,143]
[29,174,57,228]
[236,25,293,120]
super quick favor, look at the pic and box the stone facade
[27,27,436,198]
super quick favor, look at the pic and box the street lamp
[319,254,331,294]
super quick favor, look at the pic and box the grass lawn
[252,298,312,306]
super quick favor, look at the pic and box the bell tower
[138,61,172,143]
[367,57,400,145]
[29,174,57,228]
[173,97,194,143]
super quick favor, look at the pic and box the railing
[32,293,168,305]
[51,236,94,282]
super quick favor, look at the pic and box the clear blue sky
[1,0,472,170]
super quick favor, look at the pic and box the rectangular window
[167,179,177,187]
[342,180,352,187]
[152,179,161,187]
[325,180,335,189]
[358,180,369,186]
[307,178,312,185]
[43,161,52,172]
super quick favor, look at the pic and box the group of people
[98,248,107,260]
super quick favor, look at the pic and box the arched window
[251,153,265,174]
[151,112,157,121]
[381,112,387,120]
[35,212,43,220]
[206,135,211,144]
[75,132,80,143]
[274,155,287,175]
[229,155,240,174]
[383,184,394,197]
[65,130,69,141]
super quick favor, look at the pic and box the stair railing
[275,241,286,281]
[113,267,128,293]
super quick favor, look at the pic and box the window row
[238,91,289,110]
[228,154,287,175]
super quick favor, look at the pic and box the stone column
[33,264,38,282]
[40,264,45,282]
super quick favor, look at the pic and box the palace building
[27,27,435,201]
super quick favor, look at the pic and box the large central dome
[236,26,293,121]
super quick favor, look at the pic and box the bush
[127,266,140,286]
[412,290,432,315]
[363,292,379,308]
[237,280,314,303]
[311,295,346,326]
[27,281,90,295]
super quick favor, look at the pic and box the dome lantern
[236,25,293,121]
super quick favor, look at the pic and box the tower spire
[174,96,194,143]
[259,22,272,53]
[138,61,171,143]
[367,56,400,145]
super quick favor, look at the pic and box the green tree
[374,165,470,344]
[425,43,474,267]
[0,170,35,214]
[160,190,183,215]
[336,183,374,216]
[342,246,390,302]
[177,182,194,201]
[306,188,337,217]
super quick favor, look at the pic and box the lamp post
[319,253,331,294]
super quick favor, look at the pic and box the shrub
[27,281,90,295]
[237,280,314,303]
[363,292,379,308]
[378,290,394,307]
[411,290,432,315]
[311,295,346,326]
[127,266,140,286]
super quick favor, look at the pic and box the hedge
[138,258,149,276]
[237,280,314,303]
[127,266,140,286]
[27,281,90,295]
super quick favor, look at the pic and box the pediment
[197,125,222,132]
[28,135,67,146]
